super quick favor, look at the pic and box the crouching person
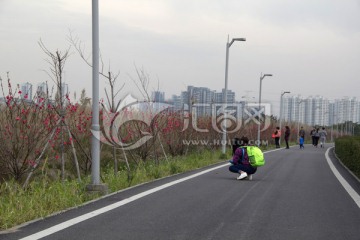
[229,136,257,180]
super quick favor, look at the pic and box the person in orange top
[272,126,281,148]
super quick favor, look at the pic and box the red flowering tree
[0,73,57,181]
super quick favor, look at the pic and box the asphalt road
[2,144,360,240]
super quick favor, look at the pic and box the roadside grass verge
[0,144,284,231]
[335,136,360,179]
[0,149,226,230]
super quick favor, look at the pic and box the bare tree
[129,65,169,164]
[24,40,81,187]
[68,32,129,177]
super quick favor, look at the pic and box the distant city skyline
[1,1,359,120]
[152,85,360,126]
[282,95,359,126]
[5,81,360,127]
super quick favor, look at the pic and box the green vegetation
[335,136,360,180]
[0,149,225,230]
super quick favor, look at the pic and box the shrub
[335,136,360,179]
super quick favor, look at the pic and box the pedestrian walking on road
[284,126,290,149]
[229,136,257,180]
[310,127,316,146]
[299,126,305,139]
[299,136,305,149]
[314,128,320,147]
[319,127,327,148]
[299,126,305,149]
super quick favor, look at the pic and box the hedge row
[335,136,360,179]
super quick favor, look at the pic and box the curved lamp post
[257,73,272,146]
[279,91,291,145]
[297,99,304,137]
[222,36,246,155]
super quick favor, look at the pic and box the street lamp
[86,0,108,194]
[297,99,304,137]
[257,73,272,146]
[222,36,246,155]
[279,91,290,145]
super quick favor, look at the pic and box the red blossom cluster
[0,76,96,180]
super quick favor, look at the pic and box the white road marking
[20,148,280,240]
[19,163,228,240]
[325,147,360,208]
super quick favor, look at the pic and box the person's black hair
[232,138,241,155]
[240,136,249,144]
[232,136,249,155]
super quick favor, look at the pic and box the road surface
[2,144,360,240]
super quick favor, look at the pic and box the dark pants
[314,137,320,147]
[229,164,257,175]
[285,138,289,149]
[275,137,280,148]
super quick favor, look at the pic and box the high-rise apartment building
[36,82,47,97]
[151,91,165,102]
[61,83,69,99]
[20,82,32,100]
[282,95,359,126]
[171,86,237,116]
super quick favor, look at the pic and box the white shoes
[236,172,253,180]
[237,172,248,180]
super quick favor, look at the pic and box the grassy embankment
[0,148,228,230]
[335,136,360,179]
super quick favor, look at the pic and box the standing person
[314,128,320,147]
[272,127,281,148]
[229,136,257,180]
[299,126,305,139]
[284,126,290,149]
[319,127,328,148]
[299,126,305,149]
[299,136,305,149]
[310,127,316,146]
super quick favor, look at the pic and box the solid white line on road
[325,147,360,208]
[19,149,280,240]
[19,163,229,240]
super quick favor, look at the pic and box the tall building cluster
[157,88,360,126]
[17,82,67,100]
[5,82,359,127]
[0,82,69,105]
[170,86,236,115]
[281,95,359,126]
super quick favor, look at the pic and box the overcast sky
[1,0,360,116]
